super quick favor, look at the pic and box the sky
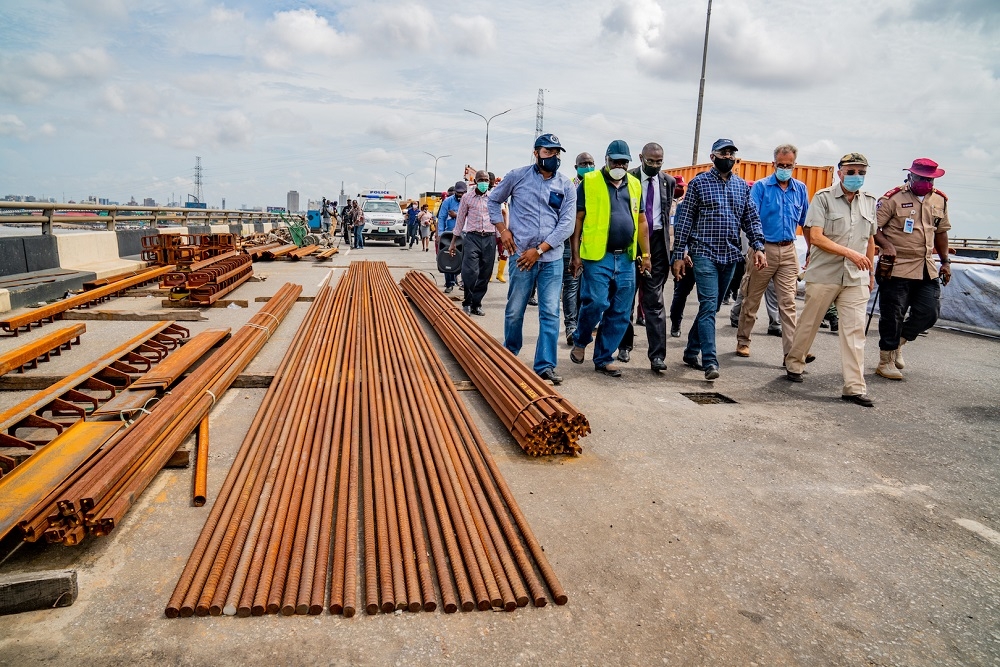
[1,0,997,237]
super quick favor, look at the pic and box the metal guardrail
[0,202,300,234]
[951,237,999,249]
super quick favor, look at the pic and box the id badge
[903,218,915,234]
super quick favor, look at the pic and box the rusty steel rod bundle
[165,261,566,619]
[400,271,589,456]
[15,283,302,546]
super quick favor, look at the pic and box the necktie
[645,176,655,240]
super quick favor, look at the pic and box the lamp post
[422,152,451,193]
[376,178,391,190]
[692,0,713,165]
[464,108,511,173]
[394,171,414,200]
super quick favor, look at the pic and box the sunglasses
[843,169,867,176]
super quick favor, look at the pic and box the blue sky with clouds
[1,0,997,236]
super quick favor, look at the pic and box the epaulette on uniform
[933,188,948,201]
[881,186,904,200]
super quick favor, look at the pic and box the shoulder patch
[933,188,948,201]
[881,186,903,200]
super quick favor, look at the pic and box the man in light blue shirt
[735,144,810,364]
[488,133,577,384]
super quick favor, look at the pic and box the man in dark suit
[616,142,677,372]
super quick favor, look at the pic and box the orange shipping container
[665,161,834,200]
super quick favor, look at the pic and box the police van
[359,190,406,246]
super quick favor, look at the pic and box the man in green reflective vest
[568,140,652,377]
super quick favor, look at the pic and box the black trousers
[618,232,670,359]
[669,264,696,326]
[878,274,941,350]
[460,233,497,308]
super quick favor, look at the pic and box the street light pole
[394,171,414,200]
[376,178,391,191]
[464,108,511,173]
[422,151,452,193]
[692,0,713,166]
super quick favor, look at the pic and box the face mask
[608,167,627,180]
[642,162,660,177]
[910,180,933,197]
[576,165,595,178]
[775,167,793,182]
[538,154,561,173]
[712,156,735,173]
[842,175,865,192]
[455,193,463,201]
[476,182,489,193]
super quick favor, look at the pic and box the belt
[610,249,627,255]
[766,239,796,246]
[466,230,495,236]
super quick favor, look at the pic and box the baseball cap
[454,181,468,193]
[674,175,686,187]
[905,158,945,178]
[838,152,869,167]
[711,138,738,153]
[605,140,631,161]
[533,133,565,152]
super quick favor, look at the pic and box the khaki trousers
[736,242,800,355]
[786,282,871,396]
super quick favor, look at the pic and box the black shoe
[841,393,874,407]
[527,297,538,306]
[650,358,667,372]
[565,332,576,346]
[829,317,839,333]
[636,317,645,327]
[683,356,703,371]
[462,305,471,314]
[785,370,804,383]
[444,286,454,294]
[470,307,485,316]
[729,320,738,328]
[595,365,622,378]
[538,368,562,385]
[670,324,681,338]
[704,366,720,380]
[617,349,631,363]
[820,320,829,329]
[767,327,782,337]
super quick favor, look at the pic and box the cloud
[214,110,253,146]
[0,114,28,139]
[450,16,496,55]
[27,47,113,81]
[102,85,127,112]
[38,123,56,137]
[259,9,359,68]
[362,4,436,52]
[264,108,312,133]
[581,113,617,135]
[602,0,838,89]
[367,114,416,141]
[358,147,402,165]
[962,146,990,161]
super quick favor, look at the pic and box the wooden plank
[62,310,206,322]
[0,570,77,615]
[166,444,191,468]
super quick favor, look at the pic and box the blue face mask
[537,154,561,173]
[842,175,865,192]
[775,167,793,182]
[576,165,595,178]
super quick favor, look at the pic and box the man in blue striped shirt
[671,138,766,380]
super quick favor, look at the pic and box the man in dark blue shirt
[672,138,766,380]
[406,201,419,248]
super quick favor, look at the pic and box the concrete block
[186,225,211,236]
[116,229,158,258]
[0,237,29,277]
[0,288,10,313]
[157,226,188,235]
[22,235,59,273]
[209,225,230,234]
[254,223,265,234]
[243,224,255,236]
[54,232,144,280]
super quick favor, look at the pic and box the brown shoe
[736,344,750,358]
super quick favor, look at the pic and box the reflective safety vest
[580,170,642,261]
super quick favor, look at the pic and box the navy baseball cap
[454,180,468,193]
[606,140,631,161]
[711,138,738,152]
[533,133,565,152]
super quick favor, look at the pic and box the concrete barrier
[242,224,255,236]
[116,229,159,258]
[186,225,211,236]
[55,231,144,280]
[209,225,230,234]
[254,223,265,234]
[158,226,189,235]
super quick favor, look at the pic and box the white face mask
[608,167,626,180]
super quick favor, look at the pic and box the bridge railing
[0,202,301,234]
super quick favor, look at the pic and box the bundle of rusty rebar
[17,283,301,546]
[166,261,566,618]
[400,271,589,456]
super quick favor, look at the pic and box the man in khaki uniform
[873,158,951,380]
[785,153,877,407]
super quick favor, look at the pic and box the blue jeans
[573,252,637,368]
[685,254,737,369]
[353,227,365,248]
[504,254,563,374]
[562,245,580,336]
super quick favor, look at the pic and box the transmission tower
[194,156,203,203]
[535,89,544,138]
